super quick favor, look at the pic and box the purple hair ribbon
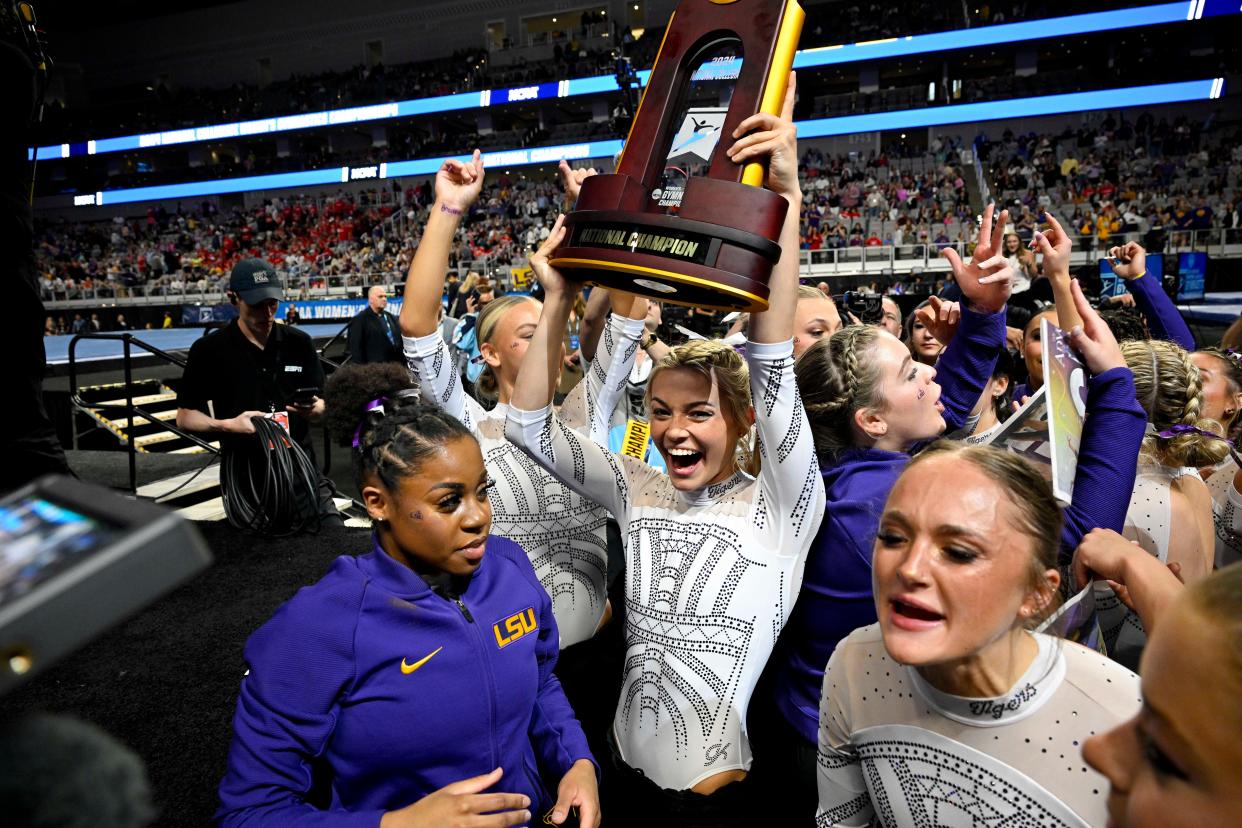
[1154,423,1223,440]
[351,397,389,449]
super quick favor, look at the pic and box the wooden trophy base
[550,174,789,312]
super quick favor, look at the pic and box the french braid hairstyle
[795,325,885,462]
[1121,339,1229,468]
[324,362,476,491]
[644,339,759,476]
[1196,347,1242,442]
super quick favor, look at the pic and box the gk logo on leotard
[704,742,728,765]
[493,607,537,648]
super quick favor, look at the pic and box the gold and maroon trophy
[550,0,803,311]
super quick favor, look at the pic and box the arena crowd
[187,85,1242,828]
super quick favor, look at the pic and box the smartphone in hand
[291,386,321,405]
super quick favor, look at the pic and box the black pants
[603,730,760,828]
[746,683,820,828]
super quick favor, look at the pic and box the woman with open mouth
[506,75,826,827]
[756,210,1148,825]
[815,442,1144,828]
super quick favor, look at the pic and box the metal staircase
[76,379,218,454]
[66,329,366,525]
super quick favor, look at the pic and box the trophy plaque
[550,0,803,312]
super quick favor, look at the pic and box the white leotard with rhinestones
[507,338,826,791]
[1205,454,1242,568]
[816,625,1141,828]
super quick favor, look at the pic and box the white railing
[41,261,527,309]
[798,227,1242,278]
[970,142,991,207]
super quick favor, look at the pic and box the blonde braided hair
[795,325,885,461]
[1121,339,1229,468]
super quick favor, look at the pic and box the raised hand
[1032,212,1073,280]
[558,159,598,204]
[1064,278,1126,375]
[1105,240,1148,280]
[1031,211,1080,329]
[726,71,799,199]
[529,214,581,298]
[379,768,531,828]
[435,149,486,213]
[1005,325,1024,352]
[940,203,1012,314]
[1072,527,1184,633]
[914,296,961,347]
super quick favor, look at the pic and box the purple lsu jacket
[217,535,594,827]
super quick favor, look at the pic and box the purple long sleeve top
[1126,270,1196,351]
[768,305,1004,744]
[216,537,593,827]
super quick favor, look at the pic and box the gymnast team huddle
[214,82,1242,828]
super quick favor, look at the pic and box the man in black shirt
[346,285,402,364]
[176,258,339,523]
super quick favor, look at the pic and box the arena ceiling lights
[798,78,1226,138]
[70,77,1225,208]
[32,0,1236,163]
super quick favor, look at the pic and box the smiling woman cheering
[504,76,826,827]
[216,362,598,828]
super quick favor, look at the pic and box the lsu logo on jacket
[493,607,537,648]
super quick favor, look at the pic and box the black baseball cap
[229,258,284,304]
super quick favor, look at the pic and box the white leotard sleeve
[746,338,825,559]
[402,330,486,433]
[816,648,874,828]
[505,397,643,528]
[562,313,645,445]
[1207,455,1242,568]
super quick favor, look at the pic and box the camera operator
[175,258,341,525]
[2,2,69,492]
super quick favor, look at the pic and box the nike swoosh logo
[400,647,443,675]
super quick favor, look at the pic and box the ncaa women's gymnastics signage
[181,299,406,324]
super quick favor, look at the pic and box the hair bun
[323,363,419,446]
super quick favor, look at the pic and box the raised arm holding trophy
[550,0,804,312]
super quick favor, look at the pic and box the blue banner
[277,298,406,321]
[1177,252,1207,302]
[181,304,238,325]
